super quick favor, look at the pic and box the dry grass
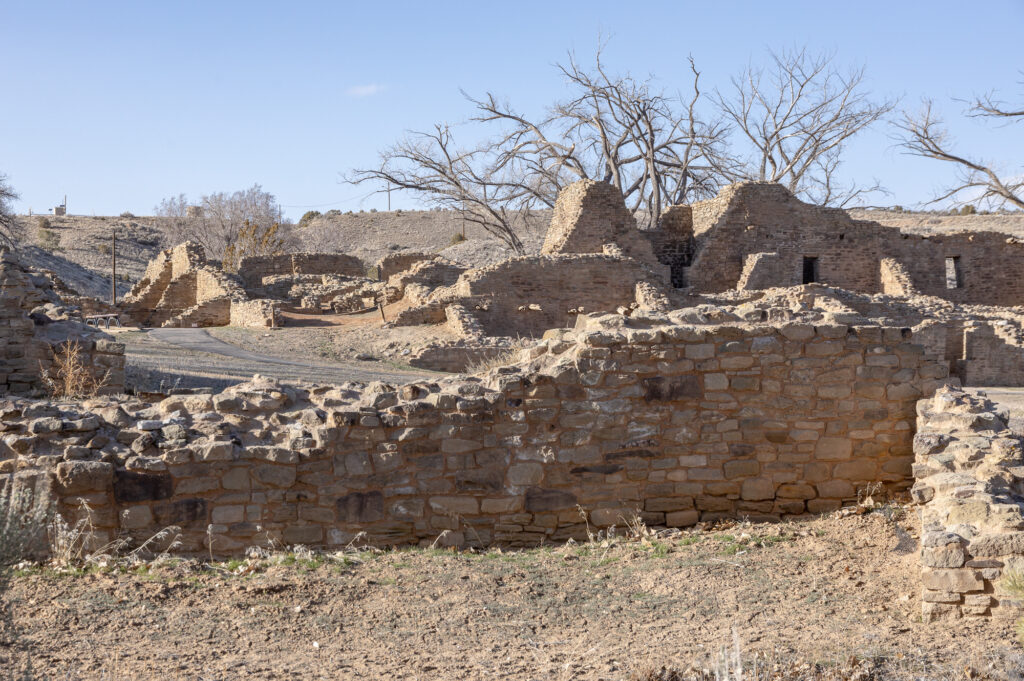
[39,340,109,399]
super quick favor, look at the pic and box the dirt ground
[2,511,1020,680]
[205,305,455,366]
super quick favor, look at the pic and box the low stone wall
[911,387,1024,621]
[229,299,279,328]
[1,252,125,396]
[454,255,657,337]
[238,253,365,291]
[377,252,437,281]
[961,323,1024,387]
[1,317,945,555]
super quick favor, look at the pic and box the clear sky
[2,0,1022,220]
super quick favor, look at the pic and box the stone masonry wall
[238,253,365,291]
[911,387,1024,622]
[0,252,125,396]
[454,255,658,337]
[682,182,1024,306]
[2,317,945,556]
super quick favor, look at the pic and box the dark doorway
[802,257,819,284]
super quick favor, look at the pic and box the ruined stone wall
[737,253,792,291]
[238,253,365,291]
[229,300,279,328]
[960,323,1024,387]
[0,252,125,396]
[683,182,1024,306]
[377,252,437,281]
[453,255,656,337]
[3,318,945,555]
[912,388,1023,622]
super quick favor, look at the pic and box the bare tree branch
[895,99,1024,210]
[346,45,732,244]
[714,48,895,206]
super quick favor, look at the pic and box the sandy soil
[1,511,1019,680]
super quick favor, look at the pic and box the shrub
[299,210,322,227]
[35,216,50,231]
[97,243,112,255]
[222,220,286,272]
[325,209,343,218]
[959,204,977,215]
[449,232,467,245]
[40,340,110,399]
[1002,571,1024,644]
[37,227,61,251]
[119,211,136,218]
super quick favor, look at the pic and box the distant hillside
[11,207,1024,301]
[13,215,170,298]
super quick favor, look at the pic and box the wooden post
[378,301,386,323]
[111,228,117,306]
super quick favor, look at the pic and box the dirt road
[120,328,437,393]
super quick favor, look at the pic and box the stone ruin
[120,242,278,328]
[3,180,1024,625]
[0,251,125,397]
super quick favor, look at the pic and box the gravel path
[121,328,437,393]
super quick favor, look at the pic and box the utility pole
[386,181,391,211]
[110,228,117,306]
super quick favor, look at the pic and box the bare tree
[896,80,1023,210]
[347,48,731,252]
[0,174,20,249]
[155,184,287,260]
[715,48,895,206]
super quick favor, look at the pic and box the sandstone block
[921,567,984,592]
[741,478,775,501]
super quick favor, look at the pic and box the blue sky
[2,0,1022,219]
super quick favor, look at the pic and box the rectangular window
[802,257,819,284]
[945,256,963,289]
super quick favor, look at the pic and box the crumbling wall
[960,323,1024,387]
[377,252,437,281]
[911,387,1024,622]
[880,258,918,297]
[681,182,1024,306]
[229,299,279,328]
[541,180,665,277]
[4,317,945,554]
[737,253,793,291]
[0,252,125,396]
[237,253,365,291]
[452,255,658,337]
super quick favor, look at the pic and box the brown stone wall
[454,255,655,337]
[8,318,945,555]
[912,388,1024,621]
[0,252,125,396]
[961,323,1024,387]
[682,182,1024,306]
[229,299,279,328]
[377,252,437,281]
[238,253,365,291]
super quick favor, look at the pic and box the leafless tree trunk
[896,83,1023,210]
[346,46,731,249]
[0,174,20,249]
[714,48,895,206]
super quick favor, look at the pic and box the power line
[280,189,378,209]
